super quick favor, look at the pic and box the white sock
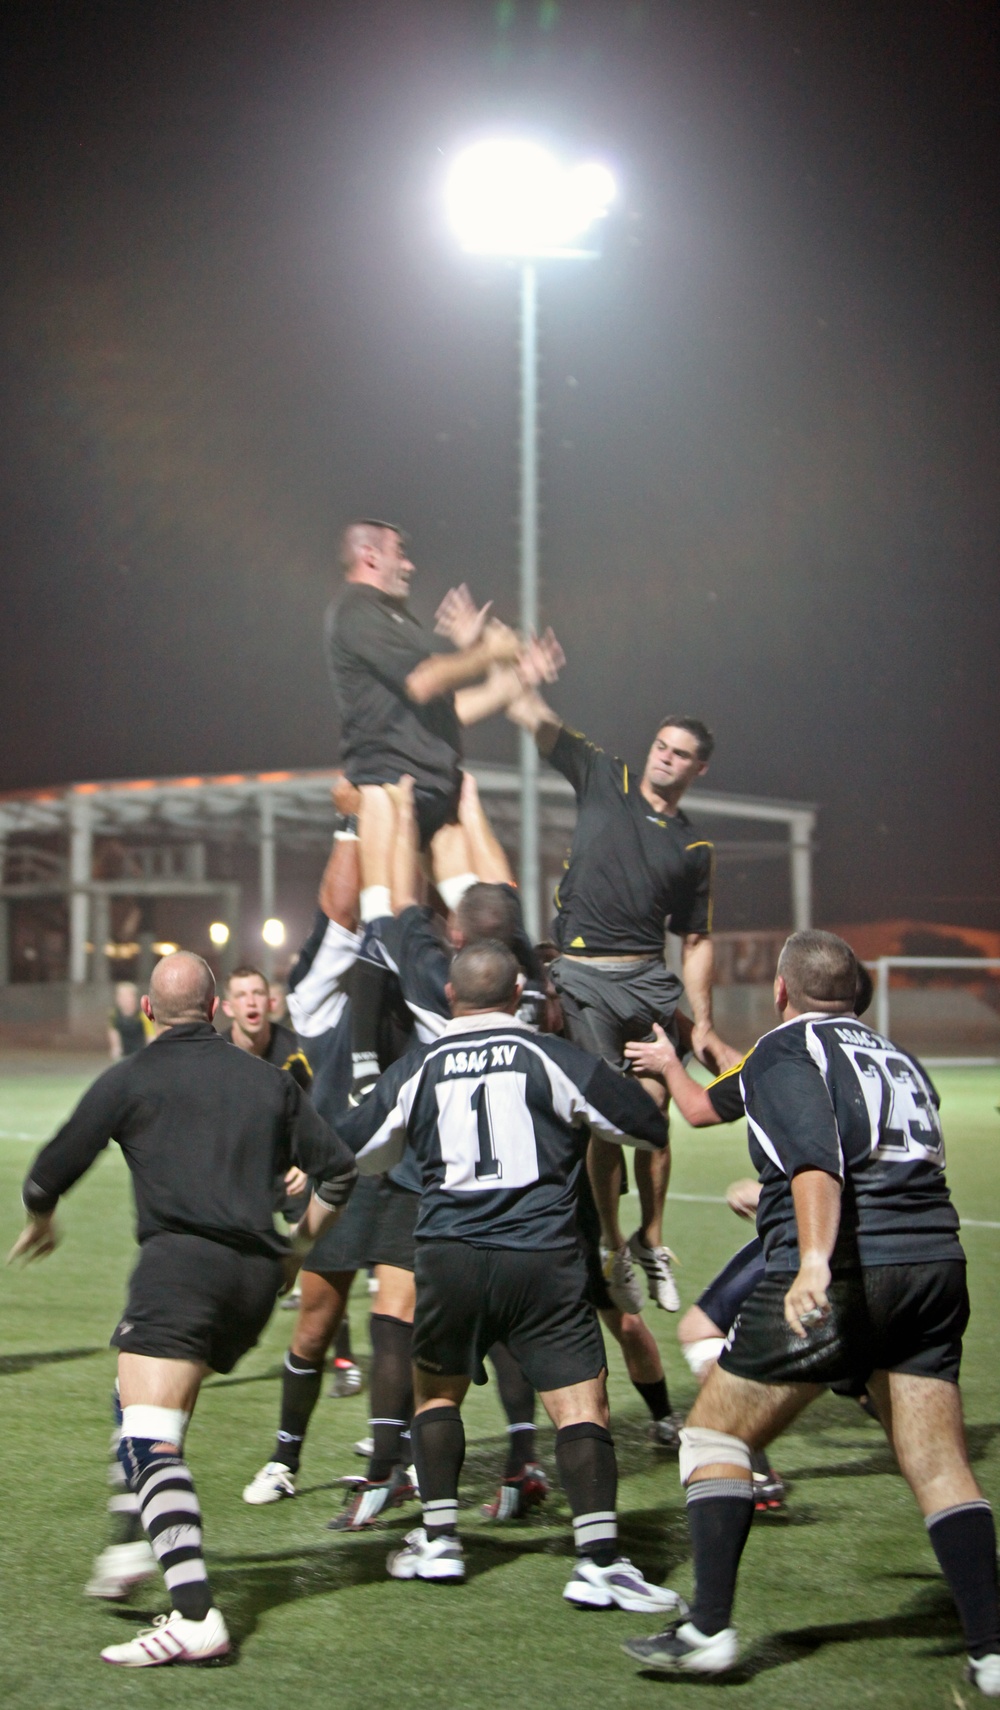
[359,885,392,922]
[438,873,478,912]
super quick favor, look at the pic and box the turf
[2,1061,1000,1709]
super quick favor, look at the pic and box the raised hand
[517,628,566,687]
[435,584,493,649]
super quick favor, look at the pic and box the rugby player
[507,684,734,1316]
[10,952,358,1667]
[220,963,313,1088]
[337,940,683,1613]
[242,823,423,1529]
[622,931,1000,1694]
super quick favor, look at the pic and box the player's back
[743,1014,962,1271]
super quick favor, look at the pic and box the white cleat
[101,1607,231,1667]
[628,1232,681,1311]
[85,1540,158,1600]
[242,1461,296,1505]
[969,1655,1000,1697]
[563,1557,685,1615]
[601,1243,645,1315]
[621,1619,739,1674]
[386,1526,465,1582]
[354,1436,375,1458]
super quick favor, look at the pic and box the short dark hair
[338,518,405,570]
[656,716,715,763]
[853,962,874,1018]
[226,965,268,990]
[449,941,519,1011]
[455,883,520,947]
[777,930,858,1011]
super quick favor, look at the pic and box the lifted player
[623,931,1000,1694]
[507,684,734,1316]
[338,941,682,1613]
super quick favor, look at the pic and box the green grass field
[3,1060,1000,1709]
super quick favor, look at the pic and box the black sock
[411,1405,465,1538]
[927,1501,1000,1658]
[686,1478,755,1635]
[334,1315,353,1363]
[633,1376,670,1421]
[367,1313,413,1481]
[347,957,389,1099]
[556,1422,618,1567]
[489,1343,537,1473]
[275,1350,323,1473]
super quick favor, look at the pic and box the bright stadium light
[208,921,230,946]
[152,941,179,957]
[445,137,617,937]
[446,139,615,257]
[261,917,285,949]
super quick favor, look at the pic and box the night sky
[3,1,997,929]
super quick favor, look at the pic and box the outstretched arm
[457,772,514,885]
[505,685,563,756]
[406,619,521,706]
[624,1025,724,1127]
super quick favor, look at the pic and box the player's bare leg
[867,1369,1000,1682]
[102,1354,230,1665]
[357,785,398,922]
[600,1305,680,1449]
[428,818,478,912]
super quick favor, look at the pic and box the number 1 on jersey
[471,1082,502,1180]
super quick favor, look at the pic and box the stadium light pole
[445,140,616,940]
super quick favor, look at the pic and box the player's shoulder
[674,804,713,855]
[742,1017,815,1079]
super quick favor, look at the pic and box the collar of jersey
[767,1010,852,1034]
[440,1011,531,1035]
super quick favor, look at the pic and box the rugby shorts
[696,1238,766,1337]
[413,1239,607,1392]
[719,1259,969,1388]
[111,1231,283,1374]
[304,1175,420,1275]
[552,955,683,1071]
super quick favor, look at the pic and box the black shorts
[111,1232,283,1374]
[304,1175,418,1275]
[413,1240,607,1392]
[552,956,683,1071]
[697,1238,766,1336]
[719,1260,969,1388]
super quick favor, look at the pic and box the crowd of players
[10,518,1000,1692]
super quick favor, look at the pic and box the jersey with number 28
[335,1011,667,1250]
[740,1013,962,1272]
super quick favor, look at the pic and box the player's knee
[118,1405,191,1489]
[678,1425,751,1486]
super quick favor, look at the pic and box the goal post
[871,957,1000,1065]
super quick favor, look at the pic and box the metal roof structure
[0,765,817,985]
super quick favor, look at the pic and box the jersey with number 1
[335,1011,667,1250]
[740,1013,962,1273]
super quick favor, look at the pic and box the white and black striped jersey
[336,1011,667,1249]
[741,1014,962,1272]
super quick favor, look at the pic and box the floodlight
[446,139,615,257]
[262,918,285,948]
[208,921,230,946]
[152,941,179,956]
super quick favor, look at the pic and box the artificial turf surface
[2,1058,1000,1709]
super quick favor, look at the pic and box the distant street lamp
[262,917,285,949]
[445,140,615,938]
[208,921,230,947]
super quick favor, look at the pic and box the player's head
[339,518,414,599]
[222,966,272,1040]
[114,980,139,1016]
[642,717,714,802]
[775,930,859,1019]
[451,883,521,951]
[446,941,522,1016]
[144,952,217,1028]
[268,979,288,1021]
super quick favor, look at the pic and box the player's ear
[209,995,220,1021]
[140,995,154,1022]
[774,974,789,1016]
[221,997,233,1016]
[445,981,456,1012]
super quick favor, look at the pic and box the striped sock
[135,1452,212,1621]
[411,1406,465,1539]
[556,1422,619,1567]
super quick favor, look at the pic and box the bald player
[11,952,359,1668]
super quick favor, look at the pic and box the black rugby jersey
[219,1018,312,1092]
[706,1054,752,1124]
[337,1012,667,1249]
[287,909,422,1193]
[740,1014,962,1272]
[324,584,462,798]
[22,1023,357,1258]
[365,896,549,1041]
[547,726,713,956]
